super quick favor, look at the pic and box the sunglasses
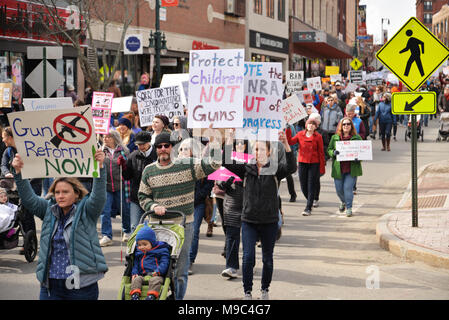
[236,141,246,145]
[342,123,352,126]
[174,123,180,126]
[156,144,171,149]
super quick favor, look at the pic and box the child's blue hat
[136,224,156,246]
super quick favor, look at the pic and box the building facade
[416,0,448,29]
[432,4,449,46]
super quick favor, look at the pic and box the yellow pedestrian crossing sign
[350,58,362,70]
[376,17,449,92]
[391,91,436,115]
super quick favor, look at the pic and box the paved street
[1,119,449,300]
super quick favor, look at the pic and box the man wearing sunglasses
[138,131,222,300]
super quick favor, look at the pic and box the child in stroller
[436,112,449,141]
[130,223,170,300]
[405,114,424,142]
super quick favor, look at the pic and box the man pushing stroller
[130,224,170,300]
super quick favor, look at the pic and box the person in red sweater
[286,118,326,216]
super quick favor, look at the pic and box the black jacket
[194,178,214,206]
[122,147,157,203]
[222,145,297,224]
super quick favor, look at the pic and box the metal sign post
[411,115,418,227]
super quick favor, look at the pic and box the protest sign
[22,97,73,111]
[235,62,283,141]
[231,151,254,163]
[188,49,245,128]
[281,94,307,125]
[0,83,12,108]
[306,77,322,91]
[92,92,114,134]
[285,71,304,95]
[330,74,342,83]
[336,140,372,161]
[111,96,133,113]
[160,73,189,105]
[349,70,363,84]
[296,90,314,105]
[7,106,99,179]
[208,166,242,182]
[325,66,339,76]
[136,85,183,127]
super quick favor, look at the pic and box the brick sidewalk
[377,161,449,269]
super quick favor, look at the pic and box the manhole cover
[403,195,447,209]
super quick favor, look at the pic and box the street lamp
[381,18,390,45]
[148,0,168,88]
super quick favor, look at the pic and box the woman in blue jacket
[11,150,108,300]
[374,93,396,151]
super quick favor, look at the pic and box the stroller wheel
[23,230,38,262]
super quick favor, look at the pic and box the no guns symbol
[51,107,93,148]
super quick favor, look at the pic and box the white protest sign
[296,90,314,104]
[111,96,133,113]
[160,73,189,105]
[281,94,307,125]
[22,97,73,111]
[349,70,363,84]
[306,77,322,91]
[136,86,183,127]
[285,71,304,95]
[336,140,372,161]
[188,49,245,128]
[7,106,100,179]
[330,74,342,83]
[235,62,283,141]
[0,83,12,108]
[345,83,359,94]
[92,92,114,134]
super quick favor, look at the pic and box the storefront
[248,30,289,70]
[0,0,82,105]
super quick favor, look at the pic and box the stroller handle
[139,210,186,227]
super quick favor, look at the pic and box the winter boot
[381,138,386,151]
[386,138,391,151]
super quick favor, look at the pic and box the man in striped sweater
[138,131,221,300]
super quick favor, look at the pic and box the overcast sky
[359,0,416,44]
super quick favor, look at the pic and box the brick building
[416,0,448,29]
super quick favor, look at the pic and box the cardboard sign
[235,62,283,141]
[111,96,133,113]
[306,77,322,91]
[285,71,304,95]
[187,49,245,128]
[92,92,114,134]
[0,83,12,108]
[22,97,73,111]
[208,166,242,182]
[136,85,183,127]
[336,140,372,161]
[325,66,340,76]
[7,106,100,179]
[281,94,307,125]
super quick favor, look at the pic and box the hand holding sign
[11,153,24,175]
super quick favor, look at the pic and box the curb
[376,213,449,269]
[377,160,449,269]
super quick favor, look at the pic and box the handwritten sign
[235,62,283,141]
[281,94,307,125]
[188,49,245,128]
[136,86,182,127]
[7,106,100,179]
[330,74,342,83]
[306,77,322,92]
[0,83,12,108]
[336,140,372,161]
[22,97,73,111]
[325,66,339,76]
[285,71,304,95]
[296,90,314,105]
[92,92,114,134]
[208,166,242,182]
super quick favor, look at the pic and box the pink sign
[231,151,254,163]
[208,167,242,182]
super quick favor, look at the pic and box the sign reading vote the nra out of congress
[391,91,436,115]
[376,17,449,92]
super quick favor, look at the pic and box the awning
[292,31,353,59]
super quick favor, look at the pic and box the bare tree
[31,0,144,91]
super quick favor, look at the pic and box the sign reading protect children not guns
[7,107,100,179]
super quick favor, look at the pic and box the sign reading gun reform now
[7,107,100,179]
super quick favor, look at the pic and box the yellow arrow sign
[350,58,362,70]
[376,17,449,92]
[392,91,436,115]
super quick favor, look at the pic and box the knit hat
[305,118,319,128]
[135,131,152,144]
[154,132,175,147]
[118,117,132,129]
[308,113,321,125]
[136,224,157,246]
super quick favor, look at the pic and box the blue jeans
[40,279,98,300]
[423,114,429,126]
[100,190,131,239]
[379,122,393,139]
[334,173,357,209]
[130,201,145,232]
[225,225,241,270]
[189,203,205,264]
[241,221,278,293]
[174,221,194,300]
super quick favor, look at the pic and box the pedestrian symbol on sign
[399,30,424,77]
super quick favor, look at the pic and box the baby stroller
[405,114,424,142]
[436,112,449,142]
[0,179,38,262]
[118,210,185,300]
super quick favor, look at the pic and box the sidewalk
[376,160,449,269]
